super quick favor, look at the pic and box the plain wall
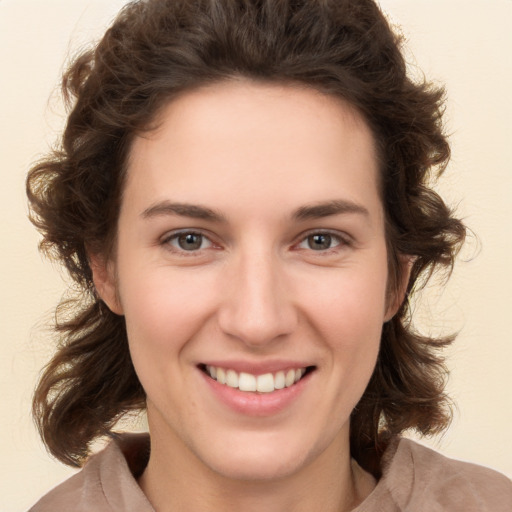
[1,0,510,510]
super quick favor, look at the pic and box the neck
[138,425,375,512]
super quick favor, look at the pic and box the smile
[203,365,313,393]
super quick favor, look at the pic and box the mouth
[199,364,316,393]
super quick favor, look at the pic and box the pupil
[178,233,202,250]
[309,234,331,250]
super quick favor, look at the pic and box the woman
[27,0,512,510]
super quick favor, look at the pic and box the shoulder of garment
[352,437,512,512]
[28,433,154,512]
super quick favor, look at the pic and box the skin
[93,81,406,512]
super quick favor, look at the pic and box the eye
[297,232,345,251]
[164,231,213,252]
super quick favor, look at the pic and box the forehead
[145,80,374,155]
[124,81,381,223]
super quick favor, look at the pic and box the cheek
[298,258,388,383]
[119,270,219,417]
[300,262,389,334]
[118,267,219,365]
[320,291,384,423]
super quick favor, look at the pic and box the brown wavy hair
[27,0,465,475]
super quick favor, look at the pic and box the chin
[191,430,325,482]
[206,450,309,482]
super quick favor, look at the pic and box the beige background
[1,0,511,510]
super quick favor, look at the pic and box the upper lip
[199,360,315,375]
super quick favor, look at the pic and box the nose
[217,250,298,348]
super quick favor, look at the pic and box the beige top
[30,434,512,511]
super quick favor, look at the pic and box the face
[95,81,399,481]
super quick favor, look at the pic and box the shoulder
[382,437,512,511]
[29,434,153,512]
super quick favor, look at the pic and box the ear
[384,255,413,322]
[89,252,124,315]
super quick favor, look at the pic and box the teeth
[205,365,308,393]
[216,367,226,384]
[226,369,239,388]
[239,372,256,392]
[274,371,285,390]
[256,373,274,393]
[285,369,296,387]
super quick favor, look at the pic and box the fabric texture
[30,434,512,511]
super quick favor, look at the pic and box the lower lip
[199,369,311,416]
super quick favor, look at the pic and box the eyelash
[294,230,352,254]
[160,229,352,256]
[161,230,215,255]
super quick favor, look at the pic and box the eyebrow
[141,201,226,223]
[292,199,369,221]
[141,198,369,223]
